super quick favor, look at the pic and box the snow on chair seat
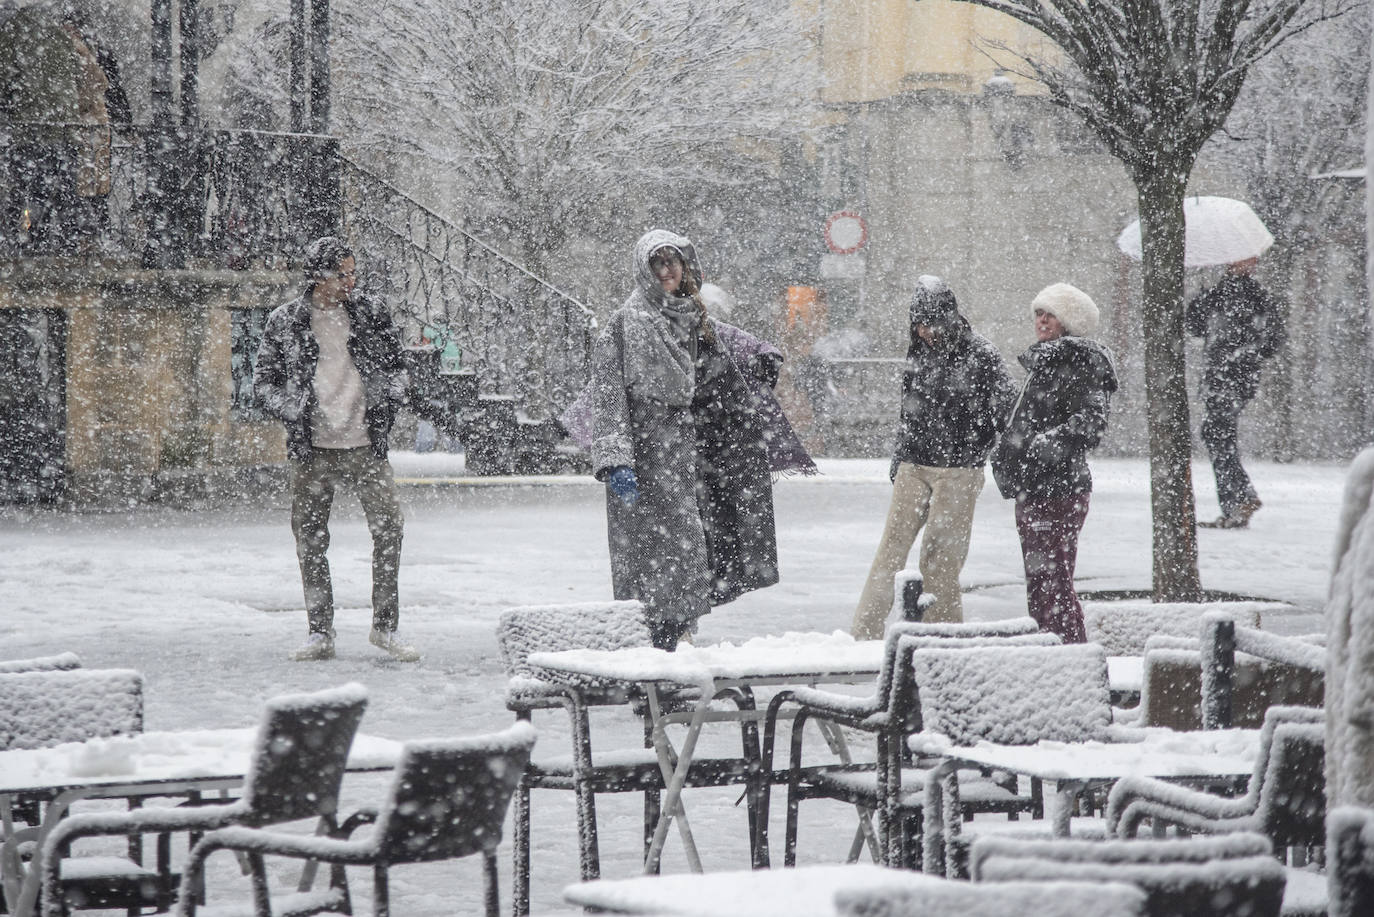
[0,668,143,751]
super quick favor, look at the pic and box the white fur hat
[1031,282,1099,337]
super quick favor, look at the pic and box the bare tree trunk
[1137,169,1203,601]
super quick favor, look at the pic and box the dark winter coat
[590,230,778,635]
[253,293,408,462]
[892,315,1016,470]
[1185,274,1284,399]
[990,335,1118,501]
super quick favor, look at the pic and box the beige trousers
[851,462,985,639]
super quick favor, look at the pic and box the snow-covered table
[910,726,1261,873]
[563,862,942,917]
[562,862,1147,917]
[0,729,402,917]
[528,631,886,874]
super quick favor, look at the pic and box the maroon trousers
[1014,493,1090,644]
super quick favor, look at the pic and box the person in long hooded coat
[589,229,783,648]
[991,283,1118,644]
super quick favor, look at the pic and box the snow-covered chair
[1200,616,1325,730]
[968,832,1286,917]
[1107,705,1326,857]
[760,620,1049,868]
[39,684,369,917]
[496,600,757,917]
[1329,806,1374,917]
[177,722,536,917]
[0,668,146,914]
[1082,600,1271,657]
[0,652,82,674]
[834,877,1147,917]
[909,642,1115,876]
[0,667,142,751]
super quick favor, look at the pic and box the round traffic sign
[824,211,868,255]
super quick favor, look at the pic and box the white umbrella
[1116,196,1275,268]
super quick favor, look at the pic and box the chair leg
[372,864,389,917]
[570,698,602,882]
[482,851,500,917]
[642,789,662,874]
[783,710,811,867]
[512,781,531,917]
[248,853,272,917]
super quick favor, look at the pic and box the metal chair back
[372,724,536,863]
[909,642,1111,746]
[235,684,369,826]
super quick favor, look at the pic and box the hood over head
[910,275,960,328]
[633,229,704,307]
[1030,282,1099,338]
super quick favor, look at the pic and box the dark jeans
[1201,376,1260,518]
[1015,493,1090,644]
[290,448,404,635]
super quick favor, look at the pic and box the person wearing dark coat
[851,276,1015,637]
[991,283,1118,643]
[1186,257,1284,529]
[589,229,783,649]
[254,236,420,663]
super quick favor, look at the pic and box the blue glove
[607,467,639,507]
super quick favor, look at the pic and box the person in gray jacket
[589,229,780,648]
[851,276,1015,637]
[254,236,419,663]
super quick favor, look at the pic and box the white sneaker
[292,632,336,661]
[369,627,421,662]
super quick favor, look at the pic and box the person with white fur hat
[990,282,1118,643]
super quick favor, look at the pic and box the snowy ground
[0,454,1349,915]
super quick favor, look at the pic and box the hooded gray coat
[590,230,778,640]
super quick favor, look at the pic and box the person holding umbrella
[1186,256,1285,529]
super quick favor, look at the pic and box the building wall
[0,266,293,501]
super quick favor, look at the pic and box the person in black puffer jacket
[851,276,1015,637]
[1186,257,1284,529]
[991,283,1118,643]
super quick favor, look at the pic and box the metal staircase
[339,159,596,474]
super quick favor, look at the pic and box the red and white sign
[824,210,868,255]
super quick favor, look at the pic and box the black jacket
[253,294,408,462]
[892,316,1016,470]
[990,336,1118,501]
[1185,274,1284,391]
